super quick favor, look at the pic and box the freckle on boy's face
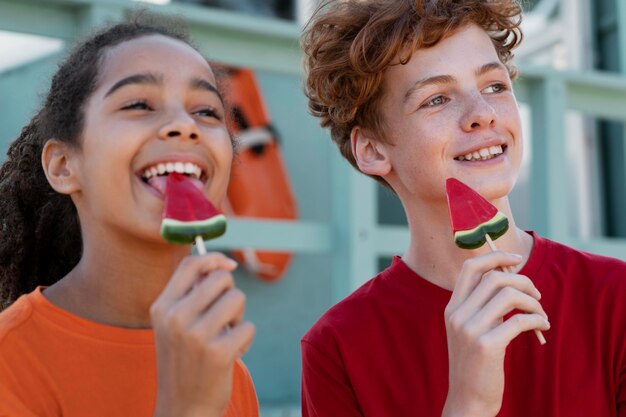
[379,23,523,204]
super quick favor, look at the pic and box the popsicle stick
[195,235,207,255]
[485,235,547,345]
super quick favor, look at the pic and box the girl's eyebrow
[103,73,223,103]
[190,78,224,103]
[105,73,162,97]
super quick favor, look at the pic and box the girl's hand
[150,253,256,417]
[441,252,550,417]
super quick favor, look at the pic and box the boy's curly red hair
[301,0,523,185]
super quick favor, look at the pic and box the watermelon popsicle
[445,178,546,345]
[160,172,227,254]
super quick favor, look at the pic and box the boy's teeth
[457,145,504,161]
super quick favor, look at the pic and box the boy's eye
[422,95,448,108]
[121,100,151,111]
[484,83,507,94]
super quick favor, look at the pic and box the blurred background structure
[1,0,625,415]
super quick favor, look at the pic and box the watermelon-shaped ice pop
[161,173,227,245]
[445,178,509,250]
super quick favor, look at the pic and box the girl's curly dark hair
[0,15,194,309]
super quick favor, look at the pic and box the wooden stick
[195,235,207,255]
[485,235,546,345]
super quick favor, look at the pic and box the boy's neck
[401,198,533,291]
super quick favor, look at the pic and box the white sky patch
[0,31,63,72]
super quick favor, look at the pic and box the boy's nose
[460,95,497,132]
[158,112,199,141]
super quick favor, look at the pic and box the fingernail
[511,253,523,259]
[544,319,551,329]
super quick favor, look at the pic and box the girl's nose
[460,94,497,132]
[158,111,199,141]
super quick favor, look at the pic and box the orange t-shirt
[0,287,259,417]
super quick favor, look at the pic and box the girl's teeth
[174,162,185,173]
[166,162,175,172]
[157,164,166,174]
[184,162,195,174]
[465,153,473,160]
[150,167,158,177]
[472,151,481,159]
[479,148,490,157]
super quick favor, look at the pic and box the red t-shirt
[302,233,626,417]
[0,287,259,417]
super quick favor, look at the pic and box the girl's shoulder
[0,291,36,345]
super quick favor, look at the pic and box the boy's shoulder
[538,234,626,279]
[302,258,408,346]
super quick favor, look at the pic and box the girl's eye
[484,83,507,94]
[121,100,151,111]
[195,107,222,120]
[422,95,448,108]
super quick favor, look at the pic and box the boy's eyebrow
[403,61,508,103]
[104,73,162,97]
[475,61,508,77]
[404,75,454,103]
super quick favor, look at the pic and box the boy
[300,1,626,416]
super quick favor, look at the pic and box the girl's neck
[401,197,533,291]
[44,230,190,329]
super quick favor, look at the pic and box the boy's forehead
[388,24,501,82]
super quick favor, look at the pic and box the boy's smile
[372,23,523,204]
[71,35,233,244]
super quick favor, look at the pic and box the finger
[449,252,523,307]
[191,288,247,338]
[159,253,238,303]
[480,312,550,348]
[466,287,548,336]
[453,271,541,321]
[217,321,256,358]
[164,270,236,327]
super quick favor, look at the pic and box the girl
[0,17,258,417]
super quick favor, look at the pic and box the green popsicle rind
[453,211,509,249]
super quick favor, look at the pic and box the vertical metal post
[330,148,379,303]
[529,75,569,241]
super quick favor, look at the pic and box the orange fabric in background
[0,287,259,417]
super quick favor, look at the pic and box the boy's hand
[442,251,550,417]
[150,253,256,417]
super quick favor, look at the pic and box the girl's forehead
[99,34,215,83]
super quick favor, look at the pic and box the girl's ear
[41,139,81,195]
[351,126,391,177]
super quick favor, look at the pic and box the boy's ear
[351,126,391,176]
[41,139,81,195]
